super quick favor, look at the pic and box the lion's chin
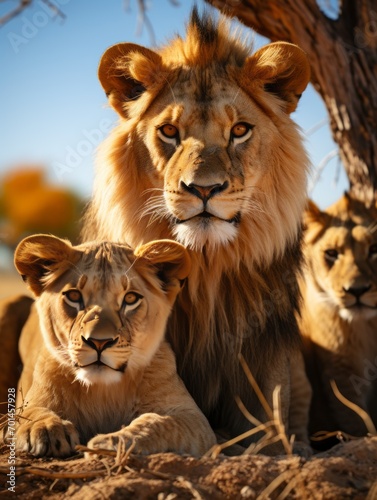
[172,216,239,251]
[75,366,124,386]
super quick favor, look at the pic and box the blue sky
[0,0,348,208]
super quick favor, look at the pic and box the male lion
[298,194,377,443]
[82,8,311,445]
[4,234,216,457]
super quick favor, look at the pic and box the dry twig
[211,355,293,456]
[330,380,377,435]
[0,464,106,479]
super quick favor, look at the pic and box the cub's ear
[14,234,76,297]
[241,41,310,114]
[302,200,330,243]
[134,239,191,291]
[304,199,323,225]
[302,200,329,230]
[98,43,165,118]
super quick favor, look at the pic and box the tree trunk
[206,0,377,204]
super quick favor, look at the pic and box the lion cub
[7,234,216,457]
[298,194,377,442]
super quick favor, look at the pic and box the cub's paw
[16,414,80,457]
[86,430,145,457]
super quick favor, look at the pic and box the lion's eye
[369,243,377,257]
[157,124,180,145]
[324,249,339,263]
[123,292,143,311]
[231,122,253,145]
[63,289,84,311]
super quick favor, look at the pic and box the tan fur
[3,234,215,458]
[82,9,311,443]
[298,194,377,439]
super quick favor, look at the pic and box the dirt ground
[0,436,376,499]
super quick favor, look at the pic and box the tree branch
[0,0,65,27]
[0,0,32,26]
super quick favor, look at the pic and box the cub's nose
[82,336,119,354]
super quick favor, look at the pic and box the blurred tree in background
[0,167,82,247]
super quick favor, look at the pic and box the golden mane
[160,9,251,68]
[83,8,311,441]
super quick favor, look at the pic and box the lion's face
[14,235,190,386]
[138,76,280,250]
[92,16,311,261]
[303,196,377,321]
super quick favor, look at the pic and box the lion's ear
[98,43,164,118]
[242,42,310,114]
[135,239,191,289]
[14,234,76,296]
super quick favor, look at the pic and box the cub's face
[44,251,173,386]
[304,197,377,321]
[14,236,190,386]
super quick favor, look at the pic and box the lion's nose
[82,336,119,354]
[343,284,371,298]
[181,181,229,202]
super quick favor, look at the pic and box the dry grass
[1,355,376,499]
[207,354,294,458]
[330,379,377,435]
[310,380,376,445]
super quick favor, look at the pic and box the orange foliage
[0,167,81,245]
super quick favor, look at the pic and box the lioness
[81,8,311,444]
[5,234,216,457]
[299,194,377,442]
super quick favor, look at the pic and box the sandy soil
[0,437,376,498]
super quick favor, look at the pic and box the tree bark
[206,0,377,204]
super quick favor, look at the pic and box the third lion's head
[303,194,377,322]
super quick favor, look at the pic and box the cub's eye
[157,124,180,145]
[230,122,253,145]
[369,243,377,257]
[62,289,84,311]
[123,292,143,311]
[324,249,339,263]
